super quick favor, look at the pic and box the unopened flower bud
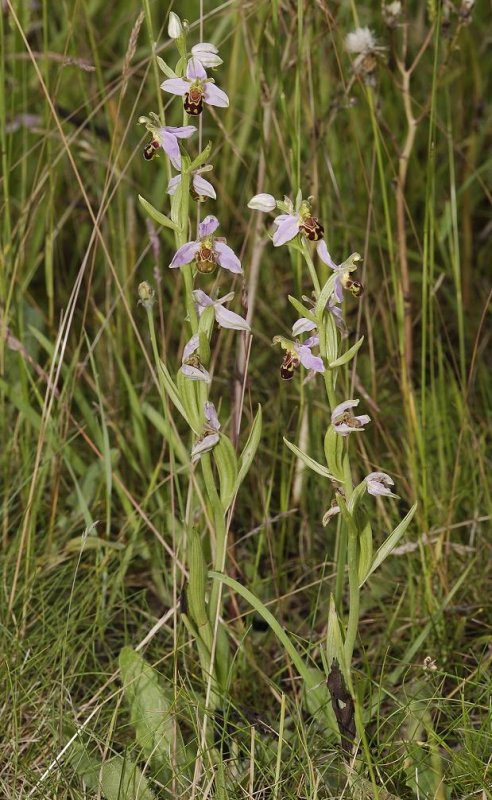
[247,193,276,212]
[168,12,183,40]
[138,281,155,309]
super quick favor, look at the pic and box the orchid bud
[247,193,276,212]
[137,281,155,310]
[167,12,183,40]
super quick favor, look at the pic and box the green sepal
[235,404,262,491]
[156,56,177,79]
[359,503,417,586]
[213,433,238,511]
[283,437,338,480]
[176,369,201,433]
[324,425,345,482]
[198,304,215,341]
[138,195,180,232]
[189,141,213,172]
[329,336,364,369]
[199,331,211,365]
[287,295,317,323]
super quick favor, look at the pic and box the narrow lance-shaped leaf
[138,195,179,232]
[287,295,317,324]
[315,273,337,318]
[359,503,417,586]
[283,437,339,480]
[329,336,364,368]
[235,404,262,492]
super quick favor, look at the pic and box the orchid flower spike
[193,290,250,331]
[331,399,370,436]
[181,335,211,383]
[191,401,220,461]
[365,471,399,498]
[167,165,216,202]
[161,58,229,116]
[317,241,364,300]
[273,334,324,380]
[139,115,196,169]
[169,215,242,275]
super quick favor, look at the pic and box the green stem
[300,240,321,296]
[343,523,360,665]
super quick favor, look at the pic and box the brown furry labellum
[299,215,324,241]
[184,87,204,116]
[195,244,217,274]
[143,139,159,161]
[280,351,300,380]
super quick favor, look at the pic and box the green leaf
[138,195,180,232]
[359,503,417,586]
[176,369,201,433]
[119,647,185,774]
[156,57,177,79]
[158,360,189,425]
[235,405,262,491]
[213,434,238,511]
[326,594,349,683]
[287,295,317,323]
[283,437,338,480]
[69,741,156,800]
[329,336,364,368]
[186,531,209,628]
[189,141,213,172]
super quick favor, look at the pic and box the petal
[160,130,180,168]
[161,77,190,96]
[192,42,219,54]
[366,471,394,485]
[333,423,355,436]
[204,401,220,431]
[191,432,219,460]
[247,193,276,212]
[296,345,324,373]
[272,214,300,247]
[331,399,359,422]
[322,505,340,525]
[167,175,181,195]
[169,240,200,268]
[165,125,197,139]
[214,241,242,274]
[317,239,338,270]
[333,277,344,303]
[213,291,235,306]
[303,335,320,348]
[203,83,229,108]
[198,214,220,237]
[214,305,250,332]
[181,364,211,383]
[192,289,214,308]
[292,317,317,337]
[355,414,371,427]
[193,174,216,199]
[182,334,199,361]
[186,57,207,80]
[191,45,223,68]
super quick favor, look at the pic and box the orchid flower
[331,399,370,436]
[193,290,250,331]
[317,241,364,301]
[161,58,229,116]
[322,502,341,525]
[273,334,324,379]
[191,401,220,461]
[365,471,398,498]
[140,124,196,169]
[248,193,324,246]
[180,335,211,383]
[169,215,242,274]
[167,165,216,201]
